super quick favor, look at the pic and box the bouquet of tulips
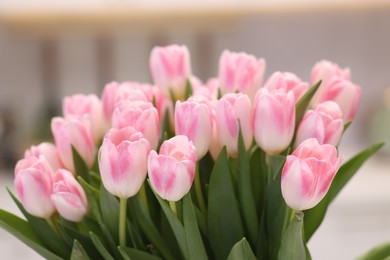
[0,45,383,260]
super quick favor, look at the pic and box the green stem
[194,163,206,214]
[119,198,127,247]
[139,183,149,215]
[46,216,58,234]
[169,201,177,216]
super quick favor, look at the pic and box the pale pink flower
[296,101,343,146]
[253,89,295,155]
[148,135,197,202]
[24,142,62,171]
[14,156,55,218]
[281,138,342,211]
[264,71,309,102]
[218,50,266,100]
[98,127,150,198]
[51,169,88,222]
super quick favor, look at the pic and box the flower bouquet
[0,45,383,260]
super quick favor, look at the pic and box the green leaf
[183,194,208,260]
[237,129,258,246]
[118,246,163,260]
[70,239,91,260]
[151,183,188,259]
[72,146,90,182]
[89,231,115,260]
[100,186,119,243]
[0,209,63,260]
[343,121,352,133]
[8,189,70,258]
[278,212,306,260]
[357,242,390,260]
[128,196,175,260]
[184,78,193,99]
[295,80,321,125]
[208,147,244,260]
[226,238,256,260]
[249,148,266,218]
[304,142,384,241]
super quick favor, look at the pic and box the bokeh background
[1,1,390,259]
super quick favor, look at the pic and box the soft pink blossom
[264,71,309,102]
[99,127,150,198]
[24,142,62,171]
[148,135,197,201]
[51,169,88,222]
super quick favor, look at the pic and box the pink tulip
[24,142,62,171]
[63,94,106,141]
[99,127,150,198]
[215,93,253,157]
[51,116,96,173]
[296,101,344,146]
[112,100,160,150]
[253,89,295,155]
[264,72,309,102]
[281,138,342,211]
[218,50,266,100]
[311,60,351,92]
[175,96,212,158]
[51,169,88,222]
[208,99,223,160]
[14,156,55,218]
[148,135,197,201]
[150,45,192,100]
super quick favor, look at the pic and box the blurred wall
[0,8,389,158]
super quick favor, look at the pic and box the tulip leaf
[304,142,384,241]
[183,193,208,260]
[72,146,90,182]
[89,231,115,260]
[208,147,244,260]
[226,238,256,260]
[0,208,63,260]
[343,121,352,133]
[278,211,306,260]
[237,129,258,246]
[249,148,267,218]
[99,186,119,243]
[70,239,91,260]
[118,246,163,260]
[128,196,175,260]
[295,80,321,125]
[357,241,390,260]
[151,184,188,260]
[185,78,193,99]
[7,188,71,258]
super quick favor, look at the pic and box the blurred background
[1,0,390,259]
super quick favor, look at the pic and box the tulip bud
[215,93,253,157]
[63,94,106,142]
[99,127,150,199]
[14,156,55,218]
[218,50,266,100]
[24,142,62,171]
[264,71,309,102]
[175,96,212,158]
[253,89,295,155]
[311,60,351,91]
[281,138,342,211]
[296,101,343,146]
[148,135,197,202]
[150,45,192,100]
[51,169,88,222]
[51,116,96,173]
[112,100,160,150]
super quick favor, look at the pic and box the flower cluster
[4,45,379,260]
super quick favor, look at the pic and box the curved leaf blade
[227,238,256,260]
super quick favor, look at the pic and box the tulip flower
[51,169,88,222]
[99,127,150,198]
[281,138,342,211]
[218,50,266,100]
[150,45,192,100]
[14,156,55,218]
[175,96,212,158]
[148,135,197,202]
[311,60,351,92]
[63,94,106,141]
[264,71,309,102]
[51,116,96,173]
[112,100,160,150]
[215,93,253,157]
[24,142,62,171]
[296,101,344,146]
[253,89,295,155]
